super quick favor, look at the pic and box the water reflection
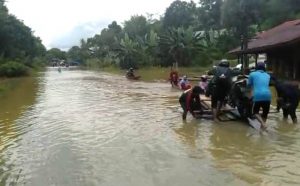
[0,76,39,185]
[173,121,198,149]
[0,77,38,149]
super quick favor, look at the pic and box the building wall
[267,44,299,80]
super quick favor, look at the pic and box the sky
[6,0,176,50]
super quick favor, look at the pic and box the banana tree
[159,26,205,66]
[115,33,139,69]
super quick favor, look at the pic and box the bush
[0,61,30,77]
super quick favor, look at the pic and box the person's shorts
[253,101,270,119]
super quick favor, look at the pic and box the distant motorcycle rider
[126,67,135,78]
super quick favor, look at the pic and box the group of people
[170,67,208,91]
[178,59,300,128]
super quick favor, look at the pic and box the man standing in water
[273,78,299,124]
[207,59,232,121]
[247,62,271,128]
[169,66,179,87]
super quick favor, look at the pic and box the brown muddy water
[0,67,299,186]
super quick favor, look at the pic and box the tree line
[62,0,300,69]
[0,1,46,77]
[2,0,300,75]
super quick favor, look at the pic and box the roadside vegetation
[55,0,300,70]
[0,1,47,78]
[2,0,300,77]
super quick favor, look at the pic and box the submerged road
[0,68,299,185]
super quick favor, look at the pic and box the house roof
[229,19,300,54]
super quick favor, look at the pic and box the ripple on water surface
[0,69,300,185]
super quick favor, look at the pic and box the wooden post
[240,35,244,71]
[293,57,297,80]
[255,53,258,68]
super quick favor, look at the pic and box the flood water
[0,68,300,186]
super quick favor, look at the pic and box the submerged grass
[0,78,20,96]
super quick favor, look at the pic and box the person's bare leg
[182,111,187,120]
[212,108,218,122]
[255,114,267,131]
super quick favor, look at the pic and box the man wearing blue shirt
[247,62,271,123]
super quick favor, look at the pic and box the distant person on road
[126,67,135,78]
[179,75,191,90]
[169,67,179,87]
[199,75,208,94]
[179,86,203,120]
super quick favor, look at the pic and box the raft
[197,95,265,130]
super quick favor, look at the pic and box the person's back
[179,76,190,90]
[247,62,271,125]
[248,70,271,102]
[209,60,232,121]
[213,62,232,93]
[179,86,202,120]
[170,69,179,86]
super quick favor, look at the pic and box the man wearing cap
[208,59,232,121]
[247,62,271,125]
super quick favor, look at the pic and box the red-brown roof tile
[229,19,300,54]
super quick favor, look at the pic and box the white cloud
[6,0,176,50]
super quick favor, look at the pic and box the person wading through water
[179,86,203,120]
[207,59,232,121]
[272,77,300,124]
[169,66,179,87]
[247,62,271,129]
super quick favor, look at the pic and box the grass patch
[100,66,211,82]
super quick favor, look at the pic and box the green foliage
[0,61,30,77]
[222,0,264,38]
[163,0,197,29]
[116,33,140,69]
[198,0,223,30]
[46,48,67,61]
[260,0,300,29]
[85,58,118,68]
[124,16,149,39]
[159,27,205,66]
[66,0,300,70]
[0,2,46,75]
